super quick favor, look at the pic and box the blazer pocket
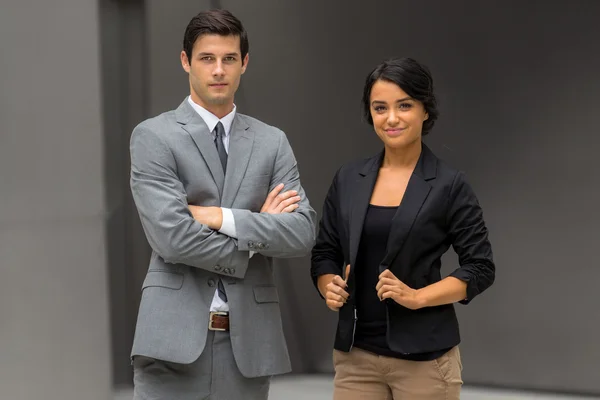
[253,285,280,303]
[142,271,184,290]
[239,174,271,190]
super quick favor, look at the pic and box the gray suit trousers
[133,330,271,400]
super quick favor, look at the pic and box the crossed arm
[188,183,301,232]
[130,125,315,280]
[130,126,250,278]
[188,134,316,258]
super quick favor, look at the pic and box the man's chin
[207,96,230,106]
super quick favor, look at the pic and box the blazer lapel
[382,144,437,268]
[349,152,383,269]
[221,116,254,208]
[176,100,225,196]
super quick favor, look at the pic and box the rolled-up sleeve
[446,171,495,304]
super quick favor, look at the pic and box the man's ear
[241,53,249,74]
[181,50,191,73]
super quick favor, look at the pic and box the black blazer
[311,144,495,354]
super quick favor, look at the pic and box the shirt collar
[187,96,236,137]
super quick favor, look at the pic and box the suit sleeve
[446,171,495,304]
[310,170,345,298]
[229,130,317,258]
[130,124,250,279]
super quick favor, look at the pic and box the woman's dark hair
[183,9,249,65]
[362,57,439,135]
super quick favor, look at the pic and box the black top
[311,144,495,354]
[353,204,449,361]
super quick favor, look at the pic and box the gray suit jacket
[129,99,316,378]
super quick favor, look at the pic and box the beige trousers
[333,346,463,400]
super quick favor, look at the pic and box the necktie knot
[214,121,225,139]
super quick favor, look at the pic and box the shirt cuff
[218,208,237,238]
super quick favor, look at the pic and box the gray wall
[136,0,600,396]
[0,0,112,399]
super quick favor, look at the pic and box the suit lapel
[221,116,253,208]
[382,144,437,268]
[176,100,225,196]
[349,152,383,269]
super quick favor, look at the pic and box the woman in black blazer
[311,58,495,399]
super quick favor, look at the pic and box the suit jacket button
[230,268,236,275]
[223,268,230,274]
[248,240,255,248]
[258,243,265,249]
[214,265,222,271]
[208,279,216,287]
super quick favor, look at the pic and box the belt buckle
[209,311,228,331]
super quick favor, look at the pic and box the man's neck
[189,93,234,119]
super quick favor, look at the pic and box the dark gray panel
[99,0,150,386]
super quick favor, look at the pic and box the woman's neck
[382,140,422,169]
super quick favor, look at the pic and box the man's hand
[187,184,299,230]
[261,183,301,214]
[188,206,223,230]
[318,264,351,312]
[376,269,424,310]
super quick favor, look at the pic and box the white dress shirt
[187,96,243,312]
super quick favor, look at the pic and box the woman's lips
[384,128,405,136]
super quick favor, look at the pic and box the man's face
[181,34,248,115]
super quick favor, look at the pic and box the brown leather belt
[209,311,229,331]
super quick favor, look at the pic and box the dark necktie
[213,121,228,302]
[214,121,228,173]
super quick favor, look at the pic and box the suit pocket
[253,285,279,303]
[239,174,271,190]
[142,271,184,290]
[238,174,272,212]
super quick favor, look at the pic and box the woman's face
[369,80,429,149]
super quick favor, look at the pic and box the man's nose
[213,60,225,76]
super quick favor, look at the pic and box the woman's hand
[318,264,351,311]
[376,269,424,310]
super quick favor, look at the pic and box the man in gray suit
[129,9,316,399]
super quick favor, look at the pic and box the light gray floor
[115,375,599,400]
